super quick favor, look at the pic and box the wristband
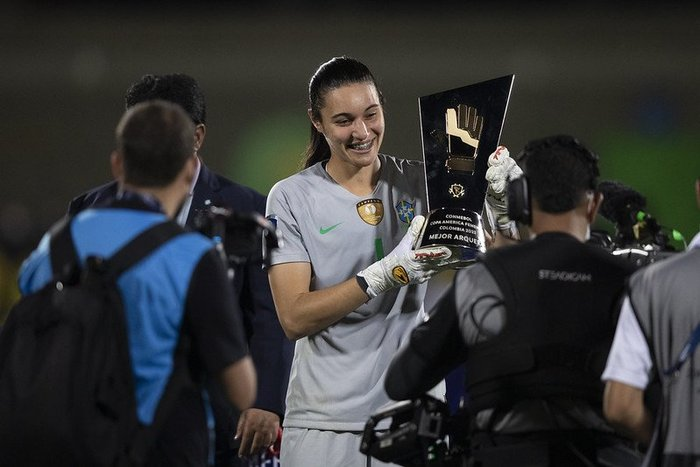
[355,273,374,299]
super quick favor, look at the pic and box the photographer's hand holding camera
[383,136,640,467]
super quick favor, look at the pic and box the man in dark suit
[69,74,293,466]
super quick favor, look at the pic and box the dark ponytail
[304,124,331,169]
[303,56,384,169]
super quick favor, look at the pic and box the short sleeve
[601,296,652,389]
[265,181,311,266]
[185,249,249,374]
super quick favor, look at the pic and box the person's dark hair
[116,100,195,188]
[518,134,600,213]
[125,73,206,125]
[304,56,384,169]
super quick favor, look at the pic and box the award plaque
[416,75,514,266]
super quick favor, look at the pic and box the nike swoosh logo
[319,223,343,235]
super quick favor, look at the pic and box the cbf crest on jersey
[356,199,384,225]
[395,200,415,224]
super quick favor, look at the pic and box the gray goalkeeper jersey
[266,153,428,431]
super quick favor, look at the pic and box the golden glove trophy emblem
[445,104,484,174]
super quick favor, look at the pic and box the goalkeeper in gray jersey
[265,56,513,467]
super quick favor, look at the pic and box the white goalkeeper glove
[484,146,522,239]
[356,215,454,299]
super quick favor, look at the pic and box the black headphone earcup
[507,176,531,226]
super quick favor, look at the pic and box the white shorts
[280,427,399,467]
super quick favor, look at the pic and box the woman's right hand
[357,215,456,298]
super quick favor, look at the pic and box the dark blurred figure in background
[68,74,292,466]
[385,135,641,466]
[602,177,700,466]
[0,203,41,325]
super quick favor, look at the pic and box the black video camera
[593,180,680,267]
[193,205,281,268]
[360,396,466,467]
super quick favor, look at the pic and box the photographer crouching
[378,135,642,467]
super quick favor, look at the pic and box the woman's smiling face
[312,81,385,170]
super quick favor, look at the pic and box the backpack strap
[48,217,186,282]
[107,220,186,278]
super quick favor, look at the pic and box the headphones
[505,135,599,227]
[507,175,531,225]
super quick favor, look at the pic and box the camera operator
[602,177,700,465]
[384,135,640,467]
